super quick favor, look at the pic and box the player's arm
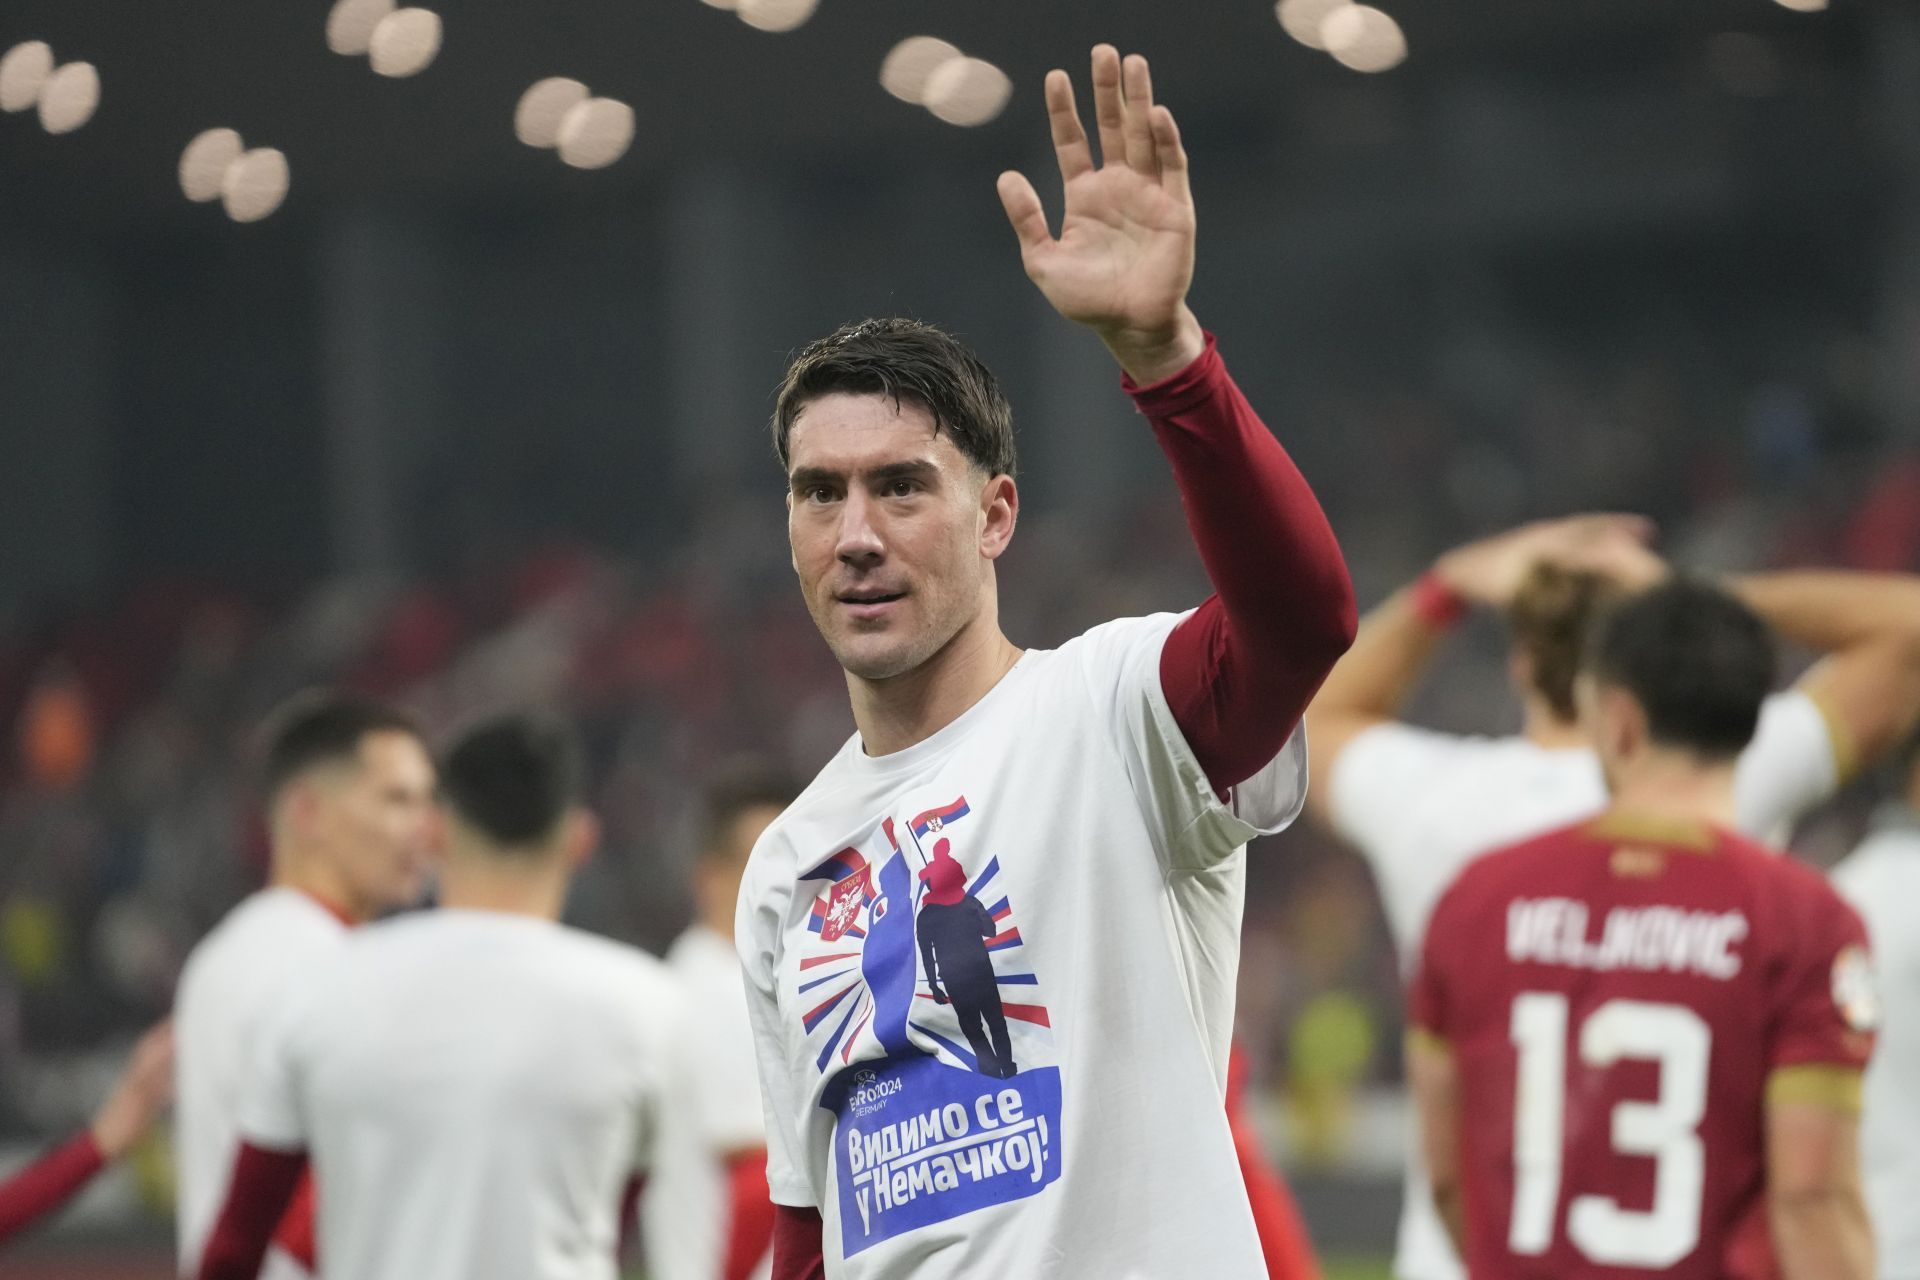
[1765,1085,1873,1280]
[1405,894,1469,1254]
[720,1150,777,1280]
[1301,515,1652,824]
[771,1204,827,1280]
[1761,888,1880,1280]
[195,1142,309,1280]
[1730,570,1920,780]
[0,1020,172,1246]
[1407,1031,1467,1255]
[0,1136,105,1245]
[995,46,1356,792]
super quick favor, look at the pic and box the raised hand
[1433,515,1660,608]
[90,1020,174,1160]
[996,45,1204,385]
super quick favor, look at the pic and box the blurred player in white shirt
[1833,735,1920,1280]
[197,711,682,1280]
[173,693,435,1280]
[1302,517,1920,1280]
[646,770,797,1280]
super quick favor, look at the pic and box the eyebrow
[788,459,942,491]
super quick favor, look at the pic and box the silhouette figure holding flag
[915,840,1015,1079]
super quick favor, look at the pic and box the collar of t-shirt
[842,653,1037,779]
[291,887,355,928]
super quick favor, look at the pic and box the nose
[835,490,885,567]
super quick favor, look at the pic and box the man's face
[311,731,438,916]
[786,392,1015,682]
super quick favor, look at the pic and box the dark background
[1,0,1917,1265]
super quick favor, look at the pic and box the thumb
[996,170,1051,260]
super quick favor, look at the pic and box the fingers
[1091,45,1127,171]
[1151,105,1191,207]
[1045,68,1094,184]
[1561,513,1657,547]
[1121,54,1159,179]
[996,170,1052,259]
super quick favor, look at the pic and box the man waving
[737,45,1355,1279]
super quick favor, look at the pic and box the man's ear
[980,473,1019,561]
[1509,650,1536,702]
[280,780,321,844]
[1598,684,1649,763]
[563,808,602,869]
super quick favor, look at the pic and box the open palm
[998,47,1198,367]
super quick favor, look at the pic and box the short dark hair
[1583,579,1775,760]
[772,318,1017,478]
[440,713,584,848]
[699,764,799,864]
[1506,563,1625,723]
[261,691,422,803]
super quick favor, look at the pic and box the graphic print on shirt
[797,795,1062,1257]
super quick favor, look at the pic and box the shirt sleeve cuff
[71,1131,106,1176]
[1120,331,1225,416]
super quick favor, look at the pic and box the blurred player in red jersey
[1409,580,1878,1279]
[173,693,436,1280]
[647,769,797,1280]
[1305,517,1920,1280]
[0,1020,172,1248]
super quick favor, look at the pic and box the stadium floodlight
[699,0,739,8]
[736,0,819,34]
[1322,6,1408,72]
[327,0,396,57]
[880,37,964,106]
[1772,0,1828,10]
[0,41,53,114]
[369,8,442,78]
[1277,0,1353,51]
[222,147,290,223]
[923,56,1013,127]
[36,62,99,134]
[180,128,245,202]
[556,97,634,170]
[515,77,591,149]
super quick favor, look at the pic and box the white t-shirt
[645,925,773,1280]
[1329,690,1843,1280]
[237,909,682,1280]
[737,612,1307,1279]
[1832,810,1920,1280]
[175,887,347,1280]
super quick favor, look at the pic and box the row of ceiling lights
[0,0,1837,224]
[0,42,100,134]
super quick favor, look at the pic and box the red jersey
[1410,812,1876,1279]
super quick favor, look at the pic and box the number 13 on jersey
[1509,993,1710,1267]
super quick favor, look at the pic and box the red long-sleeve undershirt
[0,1132,104,1245]
[724,1149,779,1280]
[1138,333,1356,792]
[772,338,1353,1278]
[197,1143,308,1280]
